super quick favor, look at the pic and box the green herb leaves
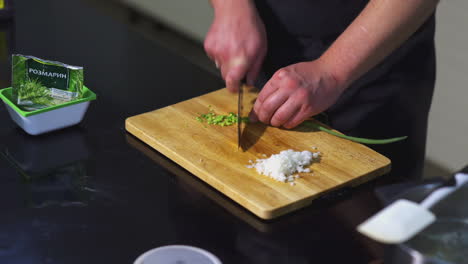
[17,79,54,107]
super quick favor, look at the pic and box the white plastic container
[134,245,222,264]
[0,86,96,135]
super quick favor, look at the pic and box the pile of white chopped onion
[246,149,320,185]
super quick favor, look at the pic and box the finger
[203,40,214,60]
[254,81,277,113]
[205,48,215,63]
[204,37,218,64]
[210,44,229,77]
[256,88,290,124]
[219,53,235,80]
[251,72,281,123]
[270,98,301,127]
[226,76,241,93]
[255,69,286,104]
[220,61,229,80]
[252,79,277,117]
[283,106,314,129]
[246,55,264,86]
[226,57,249,93]
[249,67,285,123]
[206,51,221,71]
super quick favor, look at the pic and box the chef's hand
[249,60,347,129]
[204,0,267,92]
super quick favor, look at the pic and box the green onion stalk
[196,109,406,145]
[302,120,407,145]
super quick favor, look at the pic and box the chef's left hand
[249,59,347,129]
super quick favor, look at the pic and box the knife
[237,79,245,150]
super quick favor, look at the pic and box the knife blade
[237,80,244,150]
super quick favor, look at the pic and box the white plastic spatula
[357,173,468,244]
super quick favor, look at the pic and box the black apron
[254,0,436,181]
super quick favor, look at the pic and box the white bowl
[0,86,96,135]
[4,100,91,135]
[134,245,222,264]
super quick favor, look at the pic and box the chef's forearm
[209,0,253,10]
[320,0,439,88]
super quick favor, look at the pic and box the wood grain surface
[125,86,391,219]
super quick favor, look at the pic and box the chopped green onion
[195,109,248,126]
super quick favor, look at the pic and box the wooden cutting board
[125,86,391,219]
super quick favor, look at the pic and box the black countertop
[0,1,391,263]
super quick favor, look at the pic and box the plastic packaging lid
[134,245,222,264]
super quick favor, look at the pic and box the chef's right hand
[204,0,267,92]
